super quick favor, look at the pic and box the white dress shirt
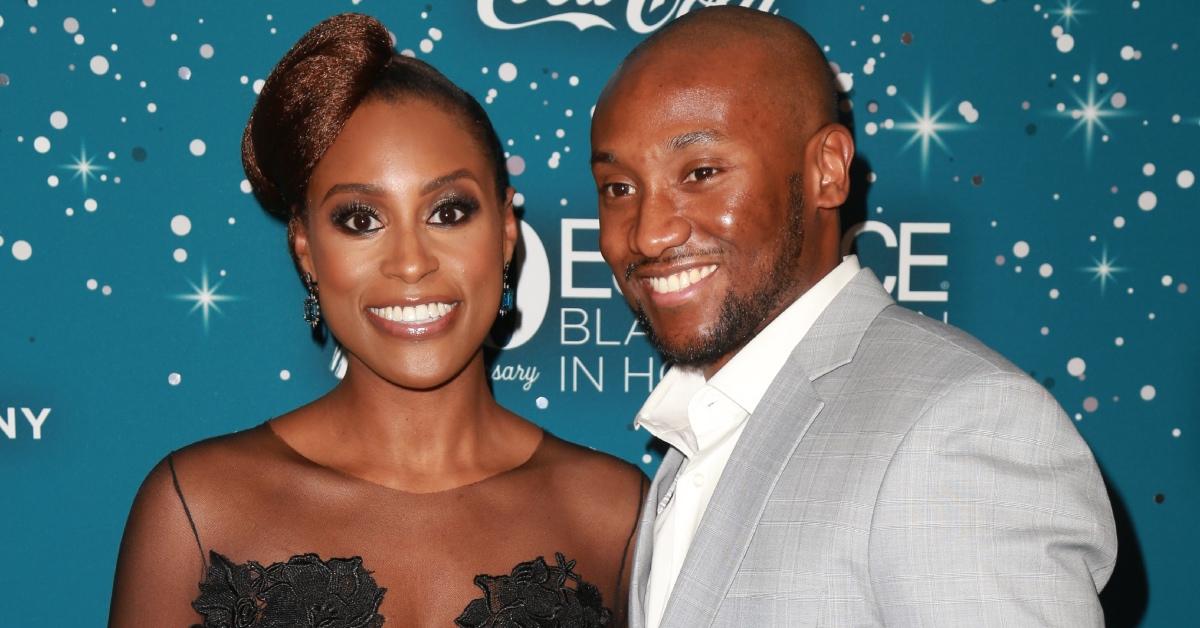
[636,256,862,628]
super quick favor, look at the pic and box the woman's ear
[289,214,315,279]
[502,186,519,264]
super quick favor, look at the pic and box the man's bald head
[600,6,840,141]
[591,7,856,372]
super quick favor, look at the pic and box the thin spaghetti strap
[167,453,206,566]
[613,472,649,624]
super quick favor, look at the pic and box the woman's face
[295,97,516,390]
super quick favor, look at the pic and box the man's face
[591,59,810,369]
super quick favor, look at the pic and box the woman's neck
[283,348,535,492]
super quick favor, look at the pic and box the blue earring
[498,262,515,316]
[302,272,321,329]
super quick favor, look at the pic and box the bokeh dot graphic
[11,240,32,261]
[170,215,192,236]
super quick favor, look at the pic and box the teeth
[369,302,456,323]
[647,265,717,294]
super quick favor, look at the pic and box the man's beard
[636,173,806,368]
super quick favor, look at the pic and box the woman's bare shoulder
[169,422,279,466]
[536,432,648,503]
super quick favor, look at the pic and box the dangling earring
[498,262,515,316]
[302,272,321,329]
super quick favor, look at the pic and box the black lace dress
[111,424,646,628]
[191,547,607,628]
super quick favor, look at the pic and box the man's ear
[289,214,315,279]
[809,123,855,210]
[502,186,519,264]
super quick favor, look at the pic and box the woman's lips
[365,301,459,338]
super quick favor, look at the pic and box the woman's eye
[603,182,635,198]
[333,204,383,234]
[428,199,477,225]
[683,167,718,183]
[349,213,380,231]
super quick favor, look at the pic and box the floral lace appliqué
[455,553,611,628]
[191,551,386,628]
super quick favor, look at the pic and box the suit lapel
[629,447,685,628]
[658,269,895,628]
[659,374,825,628]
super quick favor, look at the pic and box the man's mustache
[623,247,724,281]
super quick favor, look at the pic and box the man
[590,7,1117,627]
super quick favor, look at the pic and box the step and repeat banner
[2,0,1195,624]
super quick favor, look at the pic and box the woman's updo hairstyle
[242,13,509,221]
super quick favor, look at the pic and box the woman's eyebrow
[321,182,386,203]
[420,168,476,195]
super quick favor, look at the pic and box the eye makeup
[330,200,383,234]
[427,192,481,226]
[324,188,484,234]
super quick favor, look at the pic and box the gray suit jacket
[630,269,1117,627]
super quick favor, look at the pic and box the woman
[110,13,646,627]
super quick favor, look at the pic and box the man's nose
[631,188,690,259]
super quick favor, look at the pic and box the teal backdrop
[1,0,1196,625]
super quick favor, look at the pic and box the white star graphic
[1083,247,1125,295]
[891,82,967,178]
[60,145,106,191]
[1052,0,1088,32]
[175,268,236,331]
[1061,80,1122,160]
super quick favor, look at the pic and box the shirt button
[692,473,706,487]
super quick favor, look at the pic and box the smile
[645,265,717,294]
[368,302,457,324]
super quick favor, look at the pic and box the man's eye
[603,182,636,198]
[683,167,718,183]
